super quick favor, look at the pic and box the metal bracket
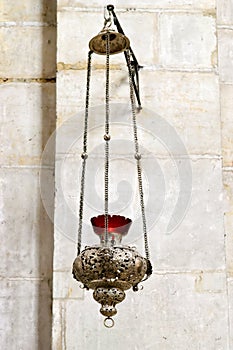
[107,4,142,109]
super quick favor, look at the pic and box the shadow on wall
[38,1,56,349]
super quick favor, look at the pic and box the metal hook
[103,6,112,28]
[104,6,110,21]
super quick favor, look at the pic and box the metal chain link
[104,33,110,245]
[125,50,150,260]
[77,50,93,255]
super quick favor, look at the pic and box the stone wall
[1,0,233,349]
[54,0,233,349]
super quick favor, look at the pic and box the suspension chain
[77,41,148,257]
[125,50,150,260]
[104,33,110,245]
[77,50,93,255]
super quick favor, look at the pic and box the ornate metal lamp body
[72,5,152,328]
[73,246,150,321]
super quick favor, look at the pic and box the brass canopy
[89,30,130,55]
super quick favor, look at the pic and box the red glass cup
[91,214,132,245]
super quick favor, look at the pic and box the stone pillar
[217,0,233,348]
[0,1,56,349]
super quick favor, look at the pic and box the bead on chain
[104,32,110,245]
[125,50,150,260]
[77,51,93,255]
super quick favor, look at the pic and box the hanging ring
[104,317,115,328]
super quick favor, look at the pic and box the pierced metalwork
[73,246,152,320]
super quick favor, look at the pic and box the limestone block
[0,279,51,350]
[57,11,102,66]
[52,273,228,350]
[159,14,216,69]
[0,1,56,23]
[56,70,94,113]
[218,29,233,83]
[0,83,56,166]
[225,211,233,274]
[220,84,233,166]
[57,10,157,66]
[53,271,84,299]
[223,171,233,213]
[217,0,233,25]
[58,0,216,10]
[223,171,233,275]
[0,168,54,277]
[0,26,56,78]
[150,158,225,271]
[228,277,233,348]
[141,70,221,155]
[56,69,129,123]
[53,233,77,271]
[57,70,221,155]
[53,162,97,273]
[52,300,64,350]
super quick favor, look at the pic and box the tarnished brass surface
[72,245,151,319]
[72,245,148,289]
[93,287,125,317]
[89,30,130,55]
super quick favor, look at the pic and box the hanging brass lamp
[72,4,152,328]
